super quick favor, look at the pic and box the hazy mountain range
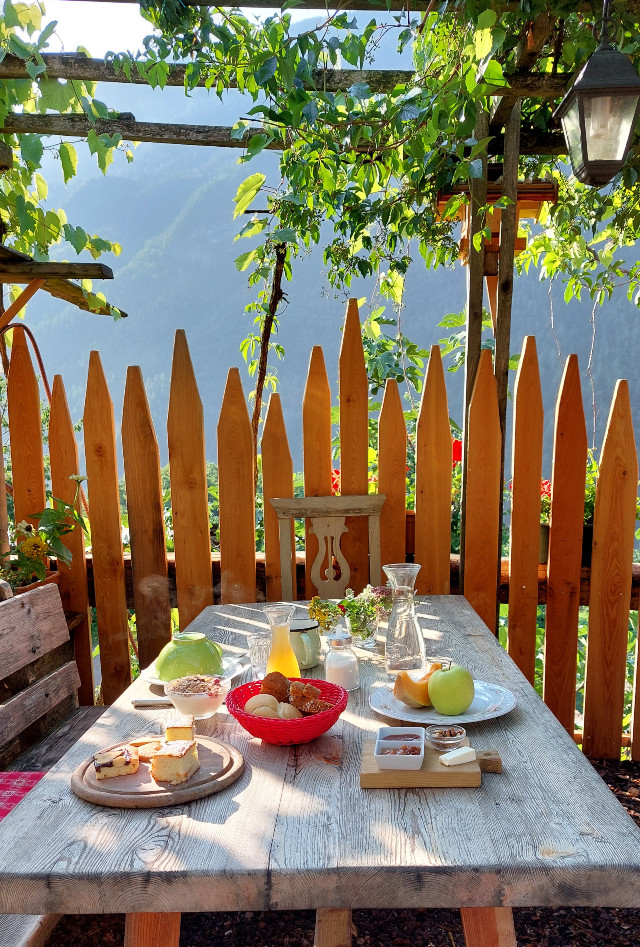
[19,35,640,477]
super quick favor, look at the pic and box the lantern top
[555,46,640,123]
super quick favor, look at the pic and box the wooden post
[122,366,171,667]
[339,299,369,592]
[507,336,543,684]
[460,106,488,589]
[49,375,94,705]
[124,913,181,947]
[378,379,406,568]
[167,330,213,624]
[314,908,352,947]
[460,907,516,947]
[262,393,294,601]
[83,351,131,703]
[7,325,46,527]
[303,346,332,599]
[415,345,451,594]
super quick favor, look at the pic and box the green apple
[427,664,475,716]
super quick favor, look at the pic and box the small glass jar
[325,628,360,692]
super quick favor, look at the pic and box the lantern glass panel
[584,94,640,161]
[560,99,583,174]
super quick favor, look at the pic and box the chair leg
[124,912,181,947]
[460,907,517,947]
[314,908,352,947]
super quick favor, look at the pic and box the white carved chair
[270,494,386,600]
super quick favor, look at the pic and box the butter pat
[439,746,477,767]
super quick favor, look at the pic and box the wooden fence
[3,303,639,761]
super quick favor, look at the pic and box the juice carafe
[264,603,300,677]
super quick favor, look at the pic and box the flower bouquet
[309,585,393,650]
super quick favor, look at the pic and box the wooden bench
[0,583,105,946]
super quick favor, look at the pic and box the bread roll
[277,702,303,720]
[245,693,278,714]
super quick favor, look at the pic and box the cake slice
[151,740,200,785]
[165,712,195,742]
[93,744,139,779]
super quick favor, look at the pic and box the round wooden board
[70,735,244,808]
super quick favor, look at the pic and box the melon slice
[393,664,442,708]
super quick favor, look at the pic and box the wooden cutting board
[360,740,481,788]
[71,735,244,808]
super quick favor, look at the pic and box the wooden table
[1,597,639,947]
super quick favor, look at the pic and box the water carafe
[383,563,426,673]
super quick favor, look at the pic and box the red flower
[452,439,463,466]
[540,479,552,497]
[331,468,341,496]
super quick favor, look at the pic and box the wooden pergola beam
[0,53,573,99]
[55,0,640,9]
[0,262,113,281]
[489,12,554,132]
[0,112,567,156]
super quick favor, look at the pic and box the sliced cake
[165,712,195,742]
[93,744,139,779]
[151,739,200,785]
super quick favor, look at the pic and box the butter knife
[131,698,174,708]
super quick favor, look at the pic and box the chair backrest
[0,584,80,764]
[270,494,386,600]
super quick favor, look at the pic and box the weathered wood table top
[1,596,640,926]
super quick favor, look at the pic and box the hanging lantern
[554,1,640,187]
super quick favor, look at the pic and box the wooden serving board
[360,740,481,789]
[71,735,244,808]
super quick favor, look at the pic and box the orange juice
[266,624,301,678]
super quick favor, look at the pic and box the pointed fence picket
[414,345,451,595]
[167,330,213,626]
[262,393,294,602]
[8,326,46,527]
[464,349,502,633]
[217,368,255,604]
[583,382,638,760]
[378,380,406,569]
[302,346,332,599]
[4,305,640,763]
[83,351,131,704]
[49,375,93,705]
[544,356,587,734]
[339,299,370,592]
[507,336,543,685]
[122,366,171,668]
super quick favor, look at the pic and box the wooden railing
[3,301,639,761]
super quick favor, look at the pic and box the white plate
[369,680,516,725]
[141,654,250,688]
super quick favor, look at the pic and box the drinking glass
[248,633,271,678]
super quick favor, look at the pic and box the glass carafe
[264,603,300,678]
[383,563,426,673]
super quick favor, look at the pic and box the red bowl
[226,679,348,745]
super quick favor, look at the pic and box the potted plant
[0,477,88,593]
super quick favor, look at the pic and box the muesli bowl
[164,674,231,719]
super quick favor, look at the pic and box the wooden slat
[460,908,516,947]
[124,913,181,947]
[378,379,406,569]
[415,345,451,594]
[8,325,46,527]
[464,349,501,632]
[0,262,113,280]
[632,637,640,762]
[339,299,369,593]
[583,381,638,760]
[544,356,587,733]
[122,366,171,668]
[0,661,80,745]
[0,913,61,947]
[507,336,543,684]
[0,412,10,555]
[0,584,69,678]
[49,376,93,705]
[302,346,332,599]
[262,393,294,601]
[217,368,256,604]
[167,330,213,626]
[83,351,131,703]
[314,908,352,947]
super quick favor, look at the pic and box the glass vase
[382,563,426,673]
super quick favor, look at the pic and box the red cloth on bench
[0,772,45,821]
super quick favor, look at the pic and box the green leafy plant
[0,477,88,590]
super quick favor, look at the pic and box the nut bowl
[424,724,466,752]
[164,675,231,720]
[226,679,348,745]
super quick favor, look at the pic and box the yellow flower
[19,536,48,561]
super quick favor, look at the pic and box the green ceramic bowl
[154,632,224,682]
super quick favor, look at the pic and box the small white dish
[374,726,425,770]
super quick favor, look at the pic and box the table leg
[314,908,352,947]
[124,912,181,947]
[460,907,516,947]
